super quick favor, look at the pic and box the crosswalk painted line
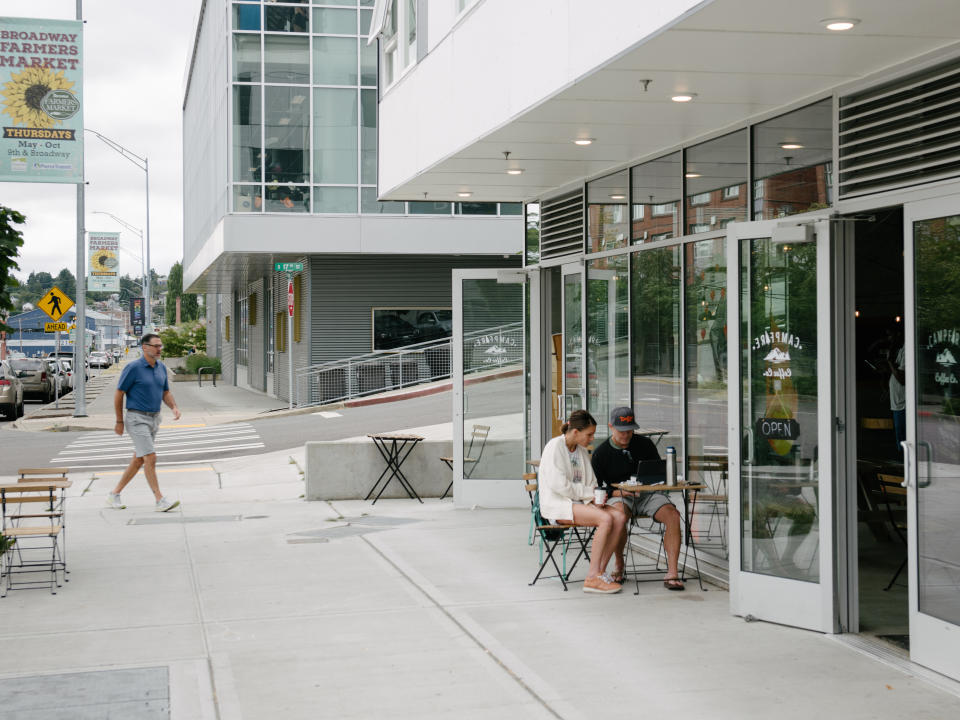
[312,411,342,418]
[49,422,265,467]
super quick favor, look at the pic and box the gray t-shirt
[889,346,905,411]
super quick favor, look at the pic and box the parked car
[88,352,111,369]
[45,358,71,394]
[415,310,452,335]
[0,359,25,419]
[373,315,421,350]
[9,357,54,403]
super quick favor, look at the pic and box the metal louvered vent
[539,191,584,259]
[839,58,960,198]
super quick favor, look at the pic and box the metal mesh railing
[293,322,522,408]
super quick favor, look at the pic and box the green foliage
[185,353,221,375]
[0,534,14,555]
[158,321,207,357]
[0,205,26,332]
[165,261,198,325]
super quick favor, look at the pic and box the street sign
[45,322,69,332]
[287,280,295,317]
[39,286,75,322]
[275,262,303,273]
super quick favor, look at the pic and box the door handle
[918,440,933,488]
[556,394,565,420]
[900,441,912,488]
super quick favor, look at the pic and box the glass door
[452,268,526,507]
[560,262,585,420]
[903,198,960,679]
[727,216,837,632]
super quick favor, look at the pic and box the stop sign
[287,280,294,317]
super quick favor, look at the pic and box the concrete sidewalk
[2,451,959,719]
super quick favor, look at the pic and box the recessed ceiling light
[506,168,524,175]
[457,191,472,198]
[685,172,701,178]
[780,142,804,150]
[573,138,594,146]
[671,93,696,103]
[609,194,626,200]
[822,18,859,31]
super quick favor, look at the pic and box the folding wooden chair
[439,424,491,499]
[528,489,594,591]
[1,480,69,596]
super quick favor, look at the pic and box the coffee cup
[627,475,638,485]
[594,488,606,505]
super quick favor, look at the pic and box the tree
[165,261,198,325]
[0,205,26,333]
[54,268,76,299]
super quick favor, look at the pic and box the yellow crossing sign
[39,286,75,322]
[45,322,69,332]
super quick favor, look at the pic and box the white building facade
[372,0,960,682]
[183,0,522,399]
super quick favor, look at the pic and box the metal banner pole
[144,157,151,330]
[288,274,294,410]
[73,0,87,417]
[55,330,60,409]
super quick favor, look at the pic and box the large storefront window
[631,246,682,445]
[265,86,309,184]
[685,238,728,558]
[233,85,261,182]
[525,203,540,266]
[587,170,629,252]
[632,151,681,243]
[685,130,747,234]
[588,254,630,428]
[740,237,819,581]
[313,87,358,183]
[264,35,309,83]
[752,99,832,221]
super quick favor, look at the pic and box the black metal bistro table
[366,433,425,504]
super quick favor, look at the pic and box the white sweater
[538,435,597,522]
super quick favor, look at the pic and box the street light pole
[85,129,152,331]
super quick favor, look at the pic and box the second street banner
[88,231,119,291]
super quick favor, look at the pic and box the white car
[88,352,111,369]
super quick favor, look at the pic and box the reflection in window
[408,201,451,214]
[233,34,261,82]
[265,86,309,183]
[752,99,833,220]
[740,237,819,581]
[265,184,309,212]
[313,7,357,34]
[233,4,261,31]
[588,169,628,252]
[588,254,630,428]
[360,29,377,85]
[632,152,681,243]
[266,5,309,32]
[233,184,262,213]
[631,245,682,449]
[314,186,357,213]
[313,36,357,85]
[685,129,747,235]
[313,87,358,183]
[264,35,309,83]
[525,203,540,265]
[457,202,497,215]
[500,203,522,216]
[233,85,261,182]
[360,89,376,184]
[685,238,728,560]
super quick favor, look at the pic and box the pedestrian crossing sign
[39,286,75,322]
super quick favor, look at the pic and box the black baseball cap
[609,406,639,431]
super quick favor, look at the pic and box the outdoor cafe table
[612,481,706,591]
[365,433,425,504]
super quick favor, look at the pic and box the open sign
[756,417,800,440]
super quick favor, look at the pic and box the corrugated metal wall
[247,278,265,391]
[309,255,519,365]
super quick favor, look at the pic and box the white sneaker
[155,497,180,513]
[106,492,125,509]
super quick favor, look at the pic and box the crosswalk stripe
[55,434,261,455]
[66,426,257,446]
[50,442,266,463]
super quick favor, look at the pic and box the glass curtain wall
[587,255,630,428]
[739,237,819,581]
[631,246,682,448]
[632,152,681,243]
[685,130,748,234]
[587,170,629,252]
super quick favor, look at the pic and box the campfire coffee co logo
[473,333,518,367]
[753,329,802,380]
[927,328,960,387]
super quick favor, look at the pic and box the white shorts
[126,410,160,457]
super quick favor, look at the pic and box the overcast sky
[1,0,202,283]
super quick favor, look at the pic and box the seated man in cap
[590,407,686,591]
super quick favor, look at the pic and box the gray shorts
[126,410,161,457]
[607,491,673,520]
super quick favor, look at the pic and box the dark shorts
[607,491,673,519]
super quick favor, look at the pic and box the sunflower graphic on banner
[0,16,83,183]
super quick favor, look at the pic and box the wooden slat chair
[15,468,69,577]
[523,473,538,545]
[877,473,908,591]
[438,424,491,499]
[1,482,67,596]
[687,455,728,553]
[528,486,594,591]
[18,467,70,481]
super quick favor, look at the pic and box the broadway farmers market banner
[0,16,83,183]
[88,231,120,291]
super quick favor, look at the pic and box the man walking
[107,333,181,512]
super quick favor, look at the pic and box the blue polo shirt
[117,356,169,412]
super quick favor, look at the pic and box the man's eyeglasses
[146,344,163,349]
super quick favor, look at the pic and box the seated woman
[538,410,626,594]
